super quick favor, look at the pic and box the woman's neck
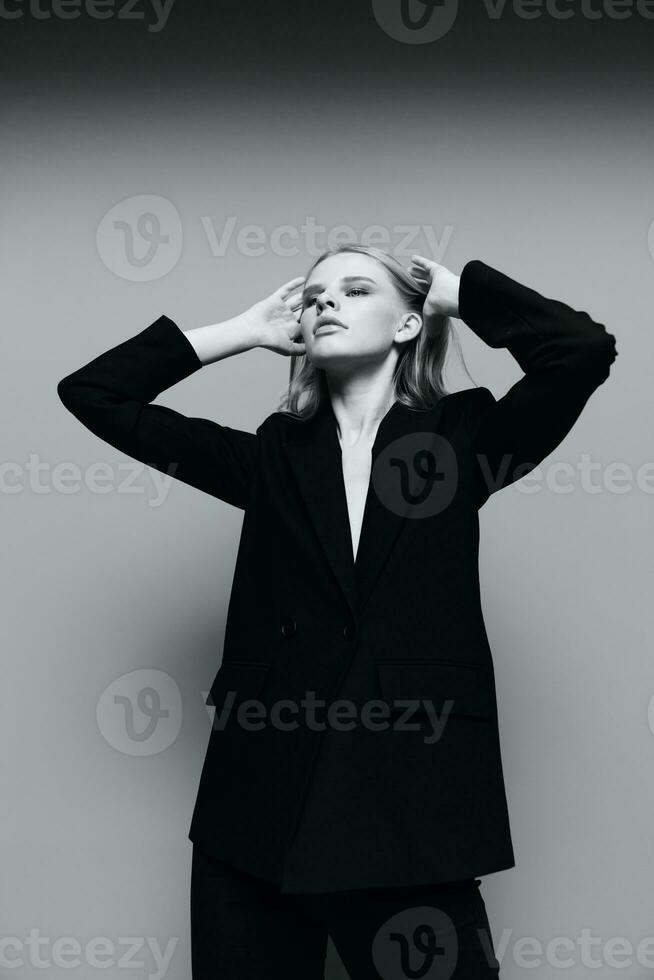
[328,388,397,449]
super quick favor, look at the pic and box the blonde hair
[276,243,469,419]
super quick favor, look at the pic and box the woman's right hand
[247,276,307,356]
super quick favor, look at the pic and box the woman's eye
[305,288,366,308]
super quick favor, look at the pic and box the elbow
[57,375,88,415]
[563,318,618,390]
[57,377,76,410]
[583,329,618,385]
[575,310,618,374]
[598,328,618,372]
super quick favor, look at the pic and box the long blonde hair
[276,244,469,419]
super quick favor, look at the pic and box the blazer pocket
[206,660,270,708]
[375,659,496,722]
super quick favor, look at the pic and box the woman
[57,245,618,978]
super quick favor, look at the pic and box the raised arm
[57,277,308,509]
[410,255,618,507]
[456,260,618,504]
[56,314,262,509]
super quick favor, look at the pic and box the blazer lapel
[282,398,439,619]
[354,400,428,614]
[283,401,358,616]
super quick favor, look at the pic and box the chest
[340,441,374,563]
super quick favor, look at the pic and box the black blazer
[57,260,618,894]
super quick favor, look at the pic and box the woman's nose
[316,295,336,313]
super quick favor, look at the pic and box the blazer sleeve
[56,314,258,510]
[458,260,618,505]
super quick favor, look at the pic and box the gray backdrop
[3,4,653,977]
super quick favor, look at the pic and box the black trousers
[190,844,501,979]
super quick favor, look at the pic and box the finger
[286,290,304,309]
[411,255,438,269]
[276,276,306,299]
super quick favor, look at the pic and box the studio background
[3,2,652,977]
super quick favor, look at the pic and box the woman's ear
[396,311,423,343]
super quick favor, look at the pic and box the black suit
[57,259,617,895]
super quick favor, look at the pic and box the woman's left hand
[409,255,460,319]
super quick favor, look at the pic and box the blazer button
[281,619,296,638]
[343,624,355,641]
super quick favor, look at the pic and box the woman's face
[299,253,419,371]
